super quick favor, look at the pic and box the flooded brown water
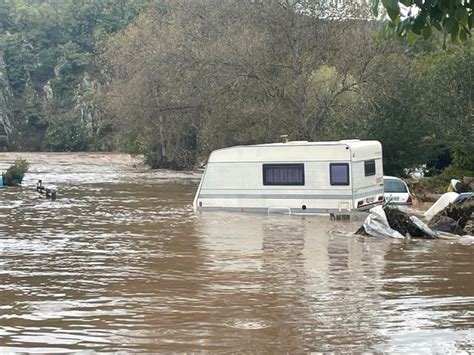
[0,153,473,352]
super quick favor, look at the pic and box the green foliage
[414,47,473,171]
[0,0,149,151]
[351,52,430,176]
[2,158,29,186]
[351,43,473,177]
[451,146,474,174]
[45,113,89,151]
[372,0,473,46]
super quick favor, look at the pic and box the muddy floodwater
[0,153,473,352]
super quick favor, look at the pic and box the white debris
[424,192,459,222]
[362,205,405,239]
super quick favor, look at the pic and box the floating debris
[36,179,57,201]
[357,205,438,239]
[428,197,473,235]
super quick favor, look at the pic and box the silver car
[383,176,413,205]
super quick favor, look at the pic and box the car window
[384,179,408,193]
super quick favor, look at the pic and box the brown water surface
[0,153,473,352]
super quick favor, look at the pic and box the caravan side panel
[196,161,354,213]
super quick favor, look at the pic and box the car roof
[383,175,404,181]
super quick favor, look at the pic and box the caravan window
[263,164,304,186]
[330,163,350,185]
[364,160,376,176]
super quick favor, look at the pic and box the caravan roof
[208,140,382,163]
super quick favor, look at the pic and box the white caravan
[193,140,384,214]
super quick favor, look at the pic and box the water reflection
[377,239,474,353]
[0,153,473,352]
[196,213,387,352]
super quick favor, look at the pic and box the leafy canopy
[372,0,473,45]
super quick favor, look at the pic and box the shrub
[2,159,29,186]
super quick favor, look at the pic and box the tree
[104,1,201,168]
[414,47,474,171]
[354,51,433,176]
[103,0,383,168]
[372,0,473,45]
[0,0,149,151]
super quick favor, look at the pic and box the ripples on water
[0,153,473,352]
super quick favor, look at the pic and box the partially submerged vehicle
[383,176,413,205]
[193,140,385,215]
